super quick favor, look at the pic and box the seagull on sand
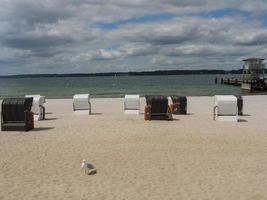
[81,159,96,175]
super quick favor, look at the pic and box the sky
[0,0,267,75]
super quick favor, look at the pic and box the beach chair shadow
[90,113,102,115]
[173,112,194,115]
[43,117,57,121]
[33,127,55,131]
[185,113,194,115]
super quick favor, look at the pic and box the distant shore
[0,69,248,78]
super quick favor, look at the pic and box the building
[242,58,265,81]
[222,57,266,91]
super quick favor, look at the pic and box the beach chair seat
[124,95,140,114]
[73,94,91,114]
[144,95,172,120]
[170,95,187,114]
[214,95,238,122]
[1,98,34,131]
[25,95,45,120]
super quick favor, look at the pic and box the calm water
[0,74,261,98]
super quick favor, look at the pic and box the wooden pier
[220,58,266,92]
[221,78,267,91]
[221,78,243,86]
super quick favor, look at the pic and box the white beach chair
[25,95,46,120]
[124,95,140,114]
[73,94,91,115]
[214,95,238,122]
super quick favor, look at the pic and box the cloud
[233,30,267,46]
[0,0,267,75]
[77,44,154,61]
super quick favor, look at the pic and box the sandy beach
[0,96,267,200]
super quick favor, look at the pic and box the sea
[0,74,265,98]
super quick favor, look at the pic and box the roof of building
[242,57,265,61]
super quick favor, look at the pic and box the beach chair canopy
[150,96,168,114]
[144,95,171,120]
[25,95,45,106]
[25,95,46,116]
[2,98,33,122]
[73,94,90,111]
[171,96,187,104]
[124,95,140,114]
[215,95,237,116]
[170,95,187,114]
[145,95,152,105]
[1,97,34,131]
[124,95,140,110]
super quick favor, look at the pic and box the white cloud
[0,0,267,74]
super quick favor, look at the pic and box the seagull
[81,159,89,174]
[81,159,96,175]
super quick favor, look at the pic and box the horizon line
[0,68,245,78]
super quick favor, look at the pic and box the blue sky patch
[193,8,250,18]
[97,13,176,29]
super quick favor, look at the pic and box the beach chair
[234,95,243,116]
[170,96,187,114]
[25,95,45,120]
[1,97,34,131]
[213,95,238,122]
[73,94,91,114]
[144,95,173,120]
[124,95,140,114]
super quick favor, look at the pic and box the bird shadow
[238,119,248,123]
[88,169,97,175]
[87,163,97,175]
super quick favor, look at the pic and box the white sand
[0,96,267,200]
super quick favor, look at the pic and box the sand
[0,96,267,200]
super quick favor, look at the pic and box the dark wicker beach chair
[170,96,187,114]
[145,95,152,106]
[234,95,243,116]
[144,95,172,120]
[1,98,34,131]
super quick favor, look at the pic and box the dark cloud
[234,31,267,46]
[4,36,74,50]
[10,1,72,24]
